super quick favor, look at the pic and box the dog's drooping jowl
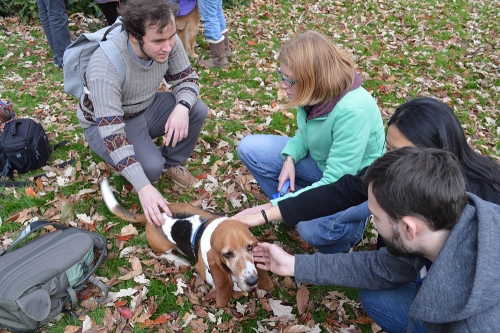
[100,178,273,307]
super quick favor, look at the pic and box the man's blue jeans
[197,0,227,43]
[297,201,369,254]
[360,284,427,333]
[237,134,323,199]
[36,0,72,67]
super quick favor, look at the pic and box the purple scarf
[305,71,363,120]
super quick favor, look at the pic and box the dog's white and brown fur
[100,179,273,307]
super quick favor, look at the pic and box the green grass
[1,0,500,332]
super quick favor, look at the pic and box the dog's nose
[245,275,258,287]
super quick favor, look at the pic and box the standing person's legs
[360,284,427,333]
[198,0,227,67]
[197,0,223,42]
[237,134,323,199]
[36,0,56,61]
[46,0,72,67]
[215,0,226,33]
[296,201,370,254]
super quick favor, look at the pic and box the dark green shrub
[0,0,243,22]
[223,0,250,8]
[67,0,101,18]
[0,0,99,23]
[0,0,38,22]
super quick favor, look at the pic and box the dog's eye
[247,245,253,252]
[223,252,234,258]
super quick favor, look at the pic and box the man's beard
[382,227,423,258]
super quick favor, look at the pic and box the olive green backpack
[0,221,108,333]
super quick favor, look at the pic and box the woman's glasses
[277,69,296,87]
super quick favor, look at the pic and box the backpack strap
[88,276,110,303]
[65,287,78,309]
[99,19,126,90]
[73,233,109,303]
[0,159,13,179]
[0,158,75,188]
[52,139,68,151]
[98,40,127,92]
[0,221,68,256]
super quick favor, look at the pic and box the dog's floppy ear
[257,268,274,291]
[251,235,274,291]
[207,248,233,308]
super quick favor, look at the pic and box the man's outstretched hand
[253,242,295,276]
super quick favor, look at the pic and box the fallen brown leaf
[296,284,309,315]
[116,306,133,319]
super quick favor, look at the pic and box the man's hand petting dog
[253,242,295,276]
[138,184,171,226]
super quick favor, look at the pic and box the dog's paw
[151,252,191,268]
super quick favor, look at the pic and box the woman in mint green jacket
[238,30,385,203]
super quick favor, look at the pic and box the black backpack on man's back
[0,118,51,179]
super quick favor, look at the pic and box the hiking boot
[223,31,231,60]
[206,31,231,60]
[199,40,228,68]
[164,165,196,187]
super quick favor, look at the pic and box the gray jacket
[295,193,500,332]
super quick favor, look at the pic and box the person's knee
[296,223,315,244]
[237,135,255,162]
[142,159,164,183]
[359,289,375,309]
[191,99,208,125]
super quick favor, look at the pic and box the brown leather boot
[206,33,231,60]
[199,41,228,68]
[223,31,231,60]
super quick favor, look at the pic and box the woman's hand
[253,242,295,276]
[233,203,273,217]
[233,204,284,228]
[278,158,296,192]
[232,213,265,227]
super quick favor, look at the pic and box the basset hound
[100,179,273,307]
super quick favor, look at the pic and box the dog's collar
[191,217,210,252]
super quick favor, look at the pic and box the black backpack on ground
[0,118,51,179]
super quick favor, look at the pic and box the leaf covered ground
[0,0,499,332]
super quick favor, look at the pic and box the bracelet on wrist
[285,155,295,164]
[261,210,269,224]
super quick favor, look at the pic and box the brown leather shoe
[165,165,196,188]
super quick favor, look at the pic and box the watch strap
[177,100,191,111]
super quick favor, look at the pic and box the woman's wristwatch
[285,155,295,164]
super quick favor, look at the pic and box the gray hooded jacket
[295,193,500,332]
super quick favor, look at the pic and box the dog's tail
[100,178,147,224]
